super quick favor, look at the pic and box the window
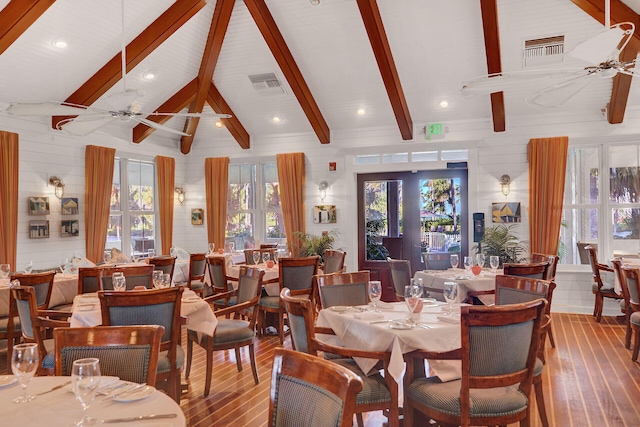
[107,158,157,259]
[226,162,284,250]
[561,143,640,264]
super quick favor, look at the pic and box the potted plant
[475,223,528,266]
[292,230,339,264]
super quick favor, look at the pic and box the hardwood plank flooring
[2,313,639,426]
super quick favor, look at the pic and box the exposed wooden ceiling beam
[53,0,206,129]
[180,0,235,154]
[207,83,250,150]
[132,78,198,144]
[480,0,506,132]
[0,0,55,55]
[244,0,330,144]
[356,0,413,140]
[570,0,640,124]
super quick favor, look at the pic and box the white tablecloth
[172,253,246,285]
[226,263,280,295]
[413,268,499,304]
[0,376,185,426]
[0,273,78,317]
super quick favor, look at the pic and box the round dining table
[0,375,185,426]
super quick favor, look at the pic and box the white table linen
[172,253,246,285]
[0,376,185,426]
[0,273,78,317]
[226,263,280,295]
[413,268,499,304]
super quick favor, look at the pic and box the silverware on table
[97,382,130,396]
[103,383,146,401]
[100,414,178,423]
[35,380,71,396]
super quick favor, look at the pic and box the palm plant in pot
[476,224,528,267]
[291,230,339,265]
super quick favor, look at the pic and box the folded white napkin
[354,312,384,320]
[437,315,460,324]
[373,301,395,310]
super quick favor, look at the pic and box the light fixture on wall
[319,181,329,201]
[500,174,511,196]
[49,176,65,199]
[175,187,185,204]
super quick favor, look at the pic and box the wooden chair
[100,264,154,290]
[260,243,277,249]
[503,261,550,279]
[621,266,640,361]
[612,259,633,349]
[404,299,547,427]
[531,252,560,281]
[314,270,370,310]
[178,253,207,297]
[422,252,451,271]
[259,256,319,345]
[281,288,399,427]
[10,271,56,309]
[54,325,163,385]
[323,249,346,274]
[206,255,232,307]
[185,266,264,397]
[577,241,595,264]
[148,256,177,282]
[0,292,21,374]
[11,285,70,375]
[387,258,411,301]
[244,248,276,265]
[269,348,363,427]
[585,245,622,322]
[77,267,103,294]
[98,287,185,402]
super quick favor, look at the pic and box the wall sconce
[500,174,511,196]
[175,187,185,205]
[319,181,329,201]
[49,176,65,199]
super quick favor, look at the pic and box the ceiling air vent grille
[248,72,285,96]
[523,35,564,67]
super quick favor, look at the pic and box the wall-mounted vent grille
[523,35,564,67]
[248,72,285,95]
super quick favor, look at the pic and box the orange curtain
[85,145,116,263]
[528,136,569,256]
[156,156,175,255]
[0,131,19,270]
[204,157,229,250]
[277,153,306,253]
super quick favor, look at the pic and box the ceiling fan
[461,2,638,108]
[3,0,230,137]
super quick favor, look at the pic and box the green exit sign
[424,123,445,140]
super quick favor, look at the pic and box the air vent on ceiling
[248,72,285,96]
[523,35,564,67]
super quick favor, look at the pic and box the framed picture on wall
[313,205,337,224]
[191,208,204,225]
[28,197,50,215]
[61,219,79,237]
[29,220,49,238]
[61,197,79,215]
[492,202,521,223]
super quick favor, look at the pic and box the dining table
[413,268,500,304]
[172,252,246,285]
[0,273,78,317]
[0,375,185,426]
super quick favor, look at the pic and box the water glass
[131,252,140,263]
[23,261,33,274]
[463,256,473,277]
[0,263,10,280]
[450,254,459,269]
[72,358,101,427]
[11,343,39,403]
[59,258,69,274]
[404,285,422,324]
[153,270,164,289]
[112,272,126,291]
[490,256,500,273]
[368,281,382,311]
[443,281,458,316]
[228,241,235,252]
[162,273,172,288]
[147,249,155,258]
[262,252,270,264]
[170,247,177,258]
[208,243,215,254]
[253,251,261,265]
[104,250,111,264]
[476,253,486,269]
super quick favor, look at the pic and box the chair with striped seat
[621,266,640,362]
[178,253,207,297]
[322,250,346,274]
[314,271,370,311]
[387,258,412,301]
[502,261,550,279]
[148,256,177,282]
[10,271,56,309]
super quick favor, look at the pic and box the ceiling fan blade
[526,72,597,108]
[135,117,191,137]
[59,116,116,136]
[5,102,94,116]
[461,69,586,96]
[145,112,232,118]
[568,24,627,64]
[103,89,142,111]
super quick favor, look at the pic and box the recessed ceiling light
[142,71,156,81]
[51,38,68,49]
[272,116,282,123]
[439,100,450,109]
[357,108,366,116]
[215,120,223,128]
[309,0,320,5]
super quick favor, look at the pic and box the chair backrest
[323,250,346,274]
[387,258,411,300]
[622,266,640,311]
[100,265,155,290]
[148,256,176,280]
[585,245,609,290]
[54,325,163,385]
[459,300,546,426]
[502,262,549,279]
[188,253,207,282]
[279,256,320,296]
[269,348,363,427]
[315,271,370,309]
[10,285,48,362]
[260,243,278,249]
[77,267,103,294]
[422,252,451,271]
[577,242,595,264]
[206,255,229,293]
[10,271,56,309]
[612,259,631,310]
[530,252,559,281]
[235,266,265,324]
[495,274,551,306]
[244,248,277,265]
[281,288,316,353]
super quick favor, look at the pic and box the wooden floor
[3,313,640,426]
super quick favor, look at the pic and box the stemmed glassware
[476,253,486,269]
[262,252,270,264]
[490,256,500,273]
[0,263,10,280]
[228,241,235,252]
[463,256,473,277]
[59,258,69,274]
[153,270,164,289]
[162,274,172,288]
[112,272,126,291]
[104,251,112,264]
[147,249,155,259]
[72,358,101,426]
[23,261,33,274]
[404,284,422,325]
[170,247,177,258]
[253,251,261,265]
[450,254,459,270]
[443,281,458,316]
[11,343,39,403]
[367,281,382,311]
[208,243,215,255]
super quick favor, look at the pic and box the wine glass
[104,250,111,264]
[162,273,172,288]
[404,285,421,324]
[463,256,473,277]
[170,247,177,258]
[476,253,486,269]
[450,254,459,270]
[253,251,261,265]
[208,243,215,254]
[112,272,126,291]
[147,249,155,259]
[153,270,163,289]
[490,256,500,273]
[23,261,33,274]
[11,343,39,403]
[368,281,382,311]
[59,258,69,274]
[72,358,101,426]
[443,281,458,316]
[0,263,10,280]
[262,251,270,264]
[228,241,235,252]
[131,252,140,263]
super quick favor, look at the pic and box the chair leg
[534,374,550,427]
[185,336,193,379]
[235,347,243,372]
[632,327,640,362]
[278,311,285,345]
[594,294,603,322]
[204,347,213,397]
[356,413,364,427]
[547,324,556,348]
[249,343,259,385]
[625,322,632,350]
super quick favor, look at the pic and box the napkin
[353,312,384,320]
[372,301,395,311]
[437,315,460,324]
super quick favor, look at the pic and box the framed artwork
[313,205,337,224]
[61,219,79,237]
[191,208,204,225]
[28,196,50,215]
[61,197,79,215]
[492,202,522,223]
[29,220,49,238]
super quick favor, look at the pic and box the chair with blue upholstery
[586,245,622,322]
[281,287,399,427]
[322,250,346,274]
[185,266,264,397]
[100,265,154,290]
[10,271,56,309]
[178,253,207,297]
[404,299,546,427]
[11,285,69,375]
[148,256,177,282]
[502,261,550,279]
[54,325,163,385]
[206,255,233,307]
[314,271,370,310]
[621,266,640,362]
[612,258,632,349]
[98,287,185,402]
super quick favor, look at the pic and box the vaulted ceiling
[2,0,640,154]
